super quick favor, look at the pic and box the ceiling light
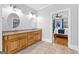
[56,13,62,19]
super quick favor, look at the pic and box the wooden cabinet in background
[3,29,42,54]
[54,34,68,47]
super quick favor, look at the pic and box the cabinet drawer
[8,33,27,40]
[28,32,34,40]
[28,32,34,35]
[28,36,35,41]
[27,40,34,46]
[34,35,41,41]
[7,40,19,53]
[34,31,40,35]
[34,31,41,40]
[19,39,27,48]
[54,37,68,47]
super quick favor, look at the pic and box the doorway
[52,8,71,47]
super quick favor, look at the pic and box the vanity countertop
[2,28,42,36]
[54,34,68,38]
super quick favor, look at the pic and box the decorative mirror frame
[7,13,20,28]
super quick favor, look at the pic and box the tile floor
[17,41,78,54]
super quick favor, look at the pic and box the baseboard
[78,47,79,53]
[68,44,78,51]
[0,43,2,51]
[0,36,2,51]
[78,49,79,53]
[42,38,52,43]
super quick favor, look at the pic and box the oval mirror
[7,13,20,28]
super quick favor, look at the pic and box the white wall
[78,4,79,52]
[2,4,37,31]
[37,4,78,50]
[0,5,2,51]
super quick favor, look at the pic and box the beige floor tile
[17,41,78,54]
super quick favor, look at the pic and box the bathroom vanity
[54,34,68,47]
[2,7,40,53]
[2,28,42,54]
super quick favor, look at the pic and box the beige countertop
[2,28,41,36]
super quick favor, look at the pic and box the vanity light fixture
[28,12,33,18]
[32,14,36,19]
[10,4,18,12]
[28,12,37,19]
[56,13,62,19]
[9,4,22,15]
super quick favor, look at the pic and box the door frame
[78,5,79,52]
[50,8,71,47]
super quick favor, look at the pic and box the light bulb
[32,14,36,19]
[28,13,32,19]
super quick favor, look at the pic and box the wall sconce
[9,4,19,12]
[32,14,36,19]
[8,4,22,15]
[55,13,62,19]
[28,12,37,19]
[28,12,33,18]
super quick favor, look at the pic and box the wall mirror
[7,13,20,28]
[52,10,68,33]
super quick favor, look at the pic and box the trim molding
[42,38,52,43]
[37,5,53,11]
[78,4,79,53]
[68,44,78,51]
[0,36,2,51]
[51,8,72,48]
[78,49,79,53]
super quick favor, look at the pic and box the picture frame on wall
[55,19,62,29]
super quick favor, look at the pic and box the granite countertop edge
[2,28,42,36]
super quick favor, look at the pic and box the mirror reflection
[7,13,20,28]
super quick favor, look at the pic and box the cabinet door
[7,39,19,53]
[54,36,68,47]
[19,33,27,48]
[3,36,8,52]
[34,31,42,41]
[19,38,27,49]
[27,32,35,46]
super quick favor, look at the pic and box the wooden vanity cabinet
[3,36,19,53]
[6,38,19,53]
[34,30,42,42]
[27,32,35,46]
[3,29,42,54]
[54,34,68,47]
[18,33,28,49]
[3,33,28,54]
[27,30,42,46]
